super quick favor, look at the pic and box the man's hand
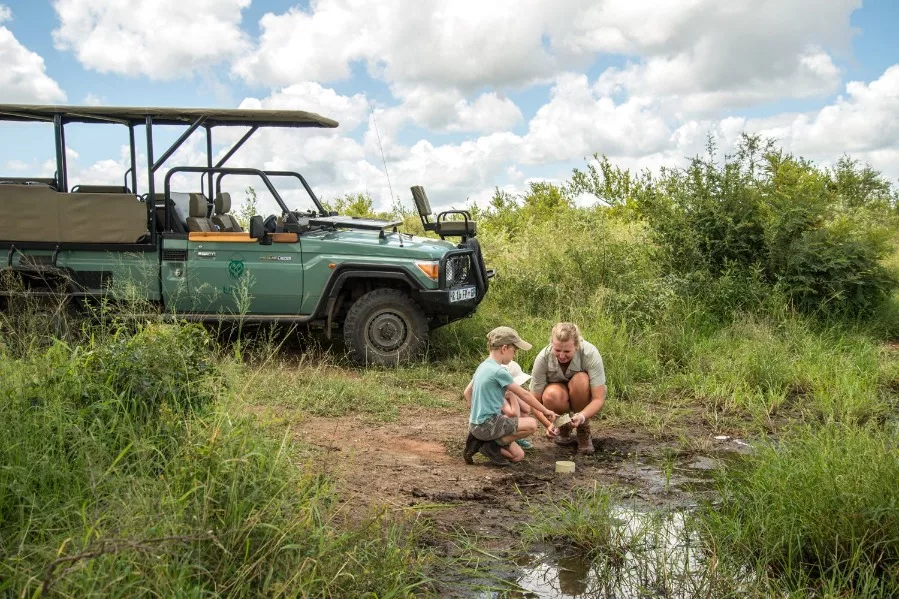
[571,412,587,427]
[543,409,556,423]
[546,425,559,439]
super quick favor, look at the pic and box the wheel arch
[321,264,425,334]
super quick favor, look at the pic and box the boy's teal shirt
[470,357,515,424]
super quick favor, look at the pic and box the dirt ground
[278,405,751,550]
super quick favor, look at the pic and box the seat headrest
[411,186,432,215]
[188,193,208,217]
[215,192,232,215]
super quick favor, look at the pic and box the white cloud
[747,65,899,179]
[597,46,842,114]
[383,85,523,134]
[4,159,28,171]
[0,5,66,103]
[235,0,859,118]
[82,92,103,106]
[522,73,671,162]
[233,0,562,91]
[575,0,857,113]
[52,0,251,80]
[240,83,370,131]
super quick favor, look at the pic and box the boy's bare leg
[517,396,532,416]
[501,441,525,462]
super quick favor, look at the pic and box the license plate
[449,286,477,302]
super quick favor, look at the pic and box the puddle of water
[470,452,751,598]
[503,508,712,599]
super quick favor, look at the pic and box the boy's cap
[504,360,531,385]
[487,326,532,351]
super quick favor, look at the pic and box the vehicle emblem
[228,259,245,279]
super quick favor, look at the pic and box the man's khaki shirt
[529,340,606,396]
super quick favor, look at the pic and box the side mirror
[249,215,264,239]
[328,210,338,217]
[249,215,272,245]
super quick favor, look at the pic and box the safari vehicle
[0,104,492,365]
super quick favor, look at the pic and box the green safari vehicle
[0,104,492,365]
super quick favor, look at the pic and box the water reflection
[511,509,707,599]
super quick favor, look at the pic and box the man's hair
[551,322,581,348]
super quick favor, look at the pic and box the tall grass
[0,308,433,596]
[701,425,899,597]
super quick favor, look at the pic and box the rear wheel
[343,288,428,366]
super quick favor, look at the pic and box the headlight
[414,260,439,280]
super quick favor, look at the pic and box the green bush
[77,322,220,418]
[779,217,896,315]
[568,135,899,318]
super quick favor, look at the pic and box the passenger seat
[212,192,243,232]
[185,193,216,232]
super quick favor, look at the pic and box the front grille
[445,254,471,288]
[162,249,187,261]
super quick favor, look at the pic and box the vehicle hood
[304,228,458,260]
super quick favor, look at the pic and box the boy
[464,360,535,449]
[465,326,557,466]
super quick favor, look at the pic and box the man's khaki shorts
[470,414,519,445]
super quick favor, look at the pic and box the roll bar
[162,166,305,230]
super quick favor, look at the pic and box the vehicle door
[183,232,304,315]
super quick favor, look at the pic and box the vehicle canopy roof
[0,104,339,128]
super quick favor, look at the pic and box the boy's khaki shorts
[470,414,519,446]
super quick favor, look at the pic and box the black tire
[343,288,428,366]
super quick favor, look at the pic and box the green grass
[701,425,899,597]
[240,358,463,422]
[0,320,434,597]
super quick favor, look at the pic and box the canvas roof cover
[0,104,338,128]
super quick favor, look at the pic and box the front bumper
[414,245,494,326]
[415,288,479,323]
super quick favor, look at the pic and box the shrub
[76,322,220,419]
[569,135,899,318]
[778,217,896,316]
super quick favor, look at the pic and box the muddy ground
[270,403,751,549]
[245,395,760,596]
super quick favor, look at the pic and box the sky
[1,0,898,216]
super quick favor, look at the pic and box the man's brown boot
[576,422,595,454]
[554,423,578,447]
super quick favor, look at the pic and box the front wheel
[343,288,428,366]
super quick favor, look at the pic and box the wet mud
[253,405,753,597]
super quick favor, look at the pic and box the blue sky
[1,0,898,214]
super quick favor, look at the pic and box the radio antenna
[370,103,395,204]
